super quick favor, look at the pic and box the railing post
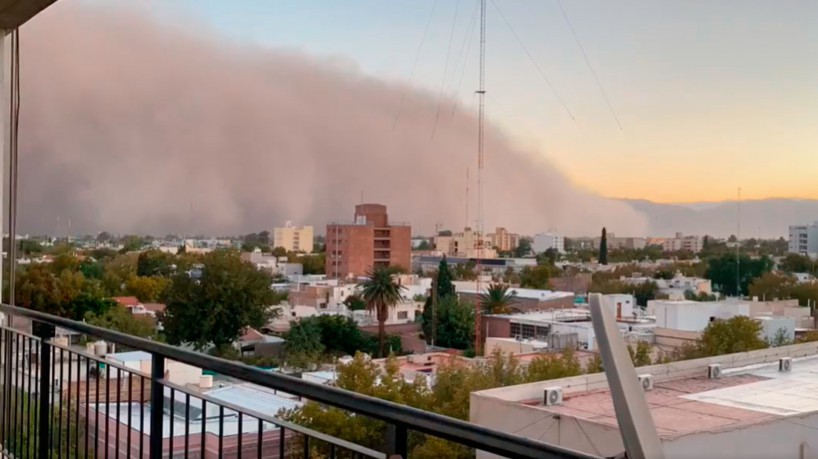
[34,322,55,459]
[149,354,165,459]
[386,423,408,459]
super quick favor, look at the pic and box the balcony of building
[0,304,601,458]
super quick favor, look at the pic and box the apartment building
[325,203,411,278]
[532,231,564,253]
[433,227,497,258]
[488,227,520,252]
[789,222,818,258]
[660,232,703,253]
[273,221,314,253]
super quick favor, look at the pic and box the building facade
[488,227,520,252]
[660,232,703,253]
[532,231,564,253]
[273,221,314,253]
[325,204,411,279]
[433,227,496,258]
[789,222,818,258]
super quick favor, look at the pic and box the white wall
[532,232,564,254]
[652,301,750,332]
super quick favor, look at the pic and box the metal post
[386,424,408,459]
[589,293,664,459]
[35,322,55,459]
[149,354,165,458]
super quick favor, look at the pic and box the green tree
[78,259,104,280]
[18,239,44,256]
[422,258,456,342]
[748,272,797,301]
[519,264,554,289]
[343,294,367,311]
[415,239,432,251]
[479,283,517,314]
[136,249,175,277]
[524,348,583,381]
[780,253,815,274]
[599,227,609,265]
[434,295,475,350]
[285,318,325,367]
[452,260,477,280]
[627,341,653,367]
[271,246,288,257]
[162,250,277,352]
[120,235,145,252]
[696,316,768,357]
[358,266,406,357]
[86,304,156,338]
[705,254,773,296]
[15,264,65,316]
[124,275,170,302]
[513,238,532,258]
[289,315,370,357]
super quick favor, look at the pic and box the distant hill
[621,198,818,239]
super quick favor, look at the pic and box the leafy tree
[513,237,532,258]
[770,328,793,347]
[86,304,156,338]
[585,354,604,373]
[101,253,139,295]
[162,250,278,352]
[78,259,104,280]
[241,231,271,252]
[599,227,608,265]
[89,247,119,262]
[415,239,432,251]
[434,295,475,350]
[120,235,145,252]
[683,290,718,301]
[136,249,175,277]
[525,348,583,381]
[51,253,80,275]
[748,272,796,301]
[15,264,66,316]
[343,294,367,311]
[96,231,112,243]
[519,264,554,289]
[627,341,653,367]
[359,266,406,357]
[125,276,170,302]
[696,316,768,357]
[780,253,815,274]
[289,315,370,357]
[537,248,559,266]
[271,246,288,257]
[285,318,325,366]
[18,239,44,256]
[422,258,456,342]
[479,283,517,314]
[451,260,477,280]
[68,293,116,322]
[705,254,773,296]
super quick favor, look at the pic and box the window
[397,311,408,320]
[510,323,521,337]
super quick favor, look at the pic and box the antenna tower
[474,0,487,354]
[736,187,741,297]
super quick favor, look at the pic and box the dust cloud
[17,2,647,237]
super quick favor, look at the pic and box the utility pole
[736,187,741,297]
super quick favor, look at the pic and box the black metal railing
[0,304,603,459]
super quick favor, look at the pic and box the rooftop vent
[779,357,792,372]
[707,364,722,379]
[638,374,654,391]
[543,387,563,406]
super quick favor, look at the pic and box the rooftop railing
[0,303,606,459]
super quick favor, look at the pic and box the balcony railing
[0,304,603,459]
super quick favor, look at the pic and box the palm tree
[479,283,517,315]
[358,266,406,357]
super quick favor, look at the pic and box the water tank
[94,341,108,356]
[199,375,214,389]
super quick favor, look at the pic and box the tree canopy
[599,227,608,265]
[162,250,278,352]
[705,254,773,296]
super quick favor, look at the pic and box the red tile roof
[113,296,141,307]
[142,303,166,313]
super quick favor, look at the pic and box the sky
[110,1,818,203]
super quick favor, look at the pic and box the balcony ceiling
[0,0,57,30]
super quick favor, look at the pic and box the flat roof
[108,351,152,362]
[513,355,818,439]
[454,282,574,301]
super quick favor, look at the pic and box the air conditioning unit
[779,357,792,372]
[543,387,563,406]
[707,364,722,379]
[638,374,654,391]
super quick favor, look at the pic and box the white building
[532,231,564,254]
[273,221,314,253]
[660,232,703,253]
[471,343,818,459]
[789,222,818,258]
[433,227,497,258]
[621,273,712,300]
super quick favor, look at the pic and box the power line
[450,0,481,118]
[393,0,440,130]
[431,0,462,138]
[490,0,576,122]
[555,0,623,130]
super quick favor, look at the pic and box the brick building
[325,204,411,279]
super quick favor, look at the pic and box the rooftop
[476,342,818,441]
[453,281,574,301]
